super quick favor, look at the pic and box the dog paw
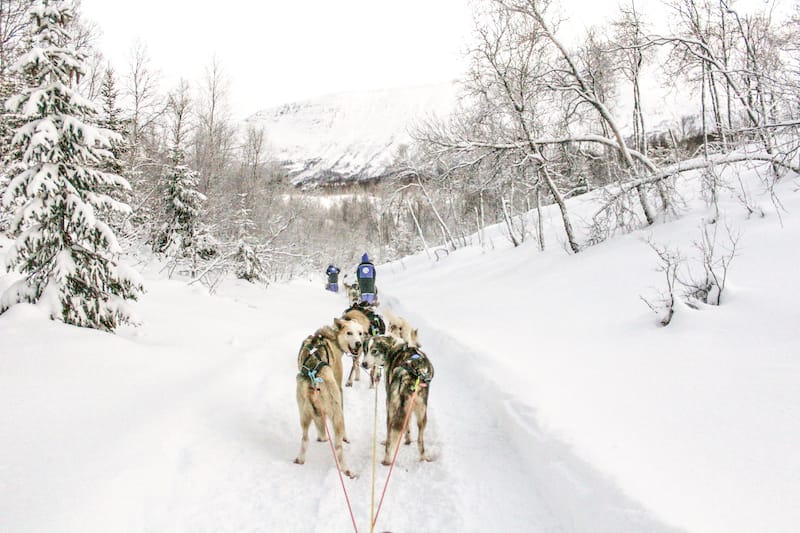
[381,459,391,466]
[345,382,353,388]
[293,458,305,465]
[343,436,351,443]
[420,454,434,462]
[317,437,328,442]
[344,470,359,479]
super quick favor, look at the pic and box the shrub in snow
[0,0,142,331]
[642,222,739,325]
[233,239,267,283]
[680,221,740,307]
[641,239,682,326]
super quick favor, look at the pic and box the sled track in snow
[272,294,682,532]
[111,286,683,532]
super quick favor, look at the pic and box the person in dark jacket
[356,253,377,304]
[325,264,340,292]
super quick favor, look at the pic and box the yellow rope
[370,371,380,533]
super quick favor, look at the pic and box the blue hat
[362,253,369,263]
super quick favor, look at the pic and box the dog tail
[315,325,337,342]
[382,309,399,324]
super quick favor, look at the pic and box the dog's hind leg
[326,390,356,478]
[382,402,406,465]
[306,388,327,442]
[294,405,313,464]
[314,414,327,442]
[416,404,432,462]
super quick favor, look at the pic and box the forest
[1,0,799,330]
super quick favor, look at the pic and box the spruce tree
[0,10,27,234]
[0,0,142,331]
[232,193,266,283]
[156,148,206,277]
[97,66,126,176]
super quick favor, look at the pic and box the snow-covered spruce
[154,148,207,277]
[0,0,142,331]
[232,193,267,283]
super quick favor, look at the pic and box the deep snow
[1,163,799,532]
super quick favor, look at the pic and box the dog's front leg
[345,355,360,387]
[369,366,382,389]
[337,387,350,443]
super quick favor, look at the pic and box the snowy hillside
[1,162,799,532]
[248,82,459,187]
[247,72,707,188]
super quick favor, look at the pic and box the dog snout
[362,360,369,369]
[354,341,362,351]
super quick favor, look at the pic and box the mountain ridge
[247,82,460,187]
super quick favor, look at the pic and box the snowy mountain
[248,82,460,187]
[246,72,711,189]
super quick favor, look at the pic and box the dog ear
[334,317,344,329]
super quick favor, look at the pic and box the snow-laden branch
[594,152,800,219]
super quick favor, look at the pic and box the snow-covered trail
[371,296,680,533]
[186,284,678,533]
[179,283,679,532]
[1,272,678,532]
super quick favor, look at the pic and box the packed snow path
[1,276,677,532]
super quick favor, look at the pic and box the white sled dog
[294,318,365,477]
[383,309,420,348]
[362,335,434,465]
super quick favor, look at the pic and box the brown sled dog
[362,335,434,465]
[294,318,365,477]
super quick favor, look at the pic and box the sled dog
[293,318,365,477]
[342,304,421,387]
[343,281,360,306]
[341,302,386,387]
[362,335,434,465]
[382,309,421,348]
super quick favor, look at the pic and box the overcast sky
[78,0,777,121]
[79,0,476,120]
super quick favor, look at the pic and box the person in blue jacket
[325,264,340,292]
[356,253,377,304]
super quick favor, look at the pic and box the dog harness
[299,334,331,390]
[345,302,386,336]
[400,351,433,390]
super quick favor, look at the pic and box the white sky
[79,0,476,120]
[76,0,780,120]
